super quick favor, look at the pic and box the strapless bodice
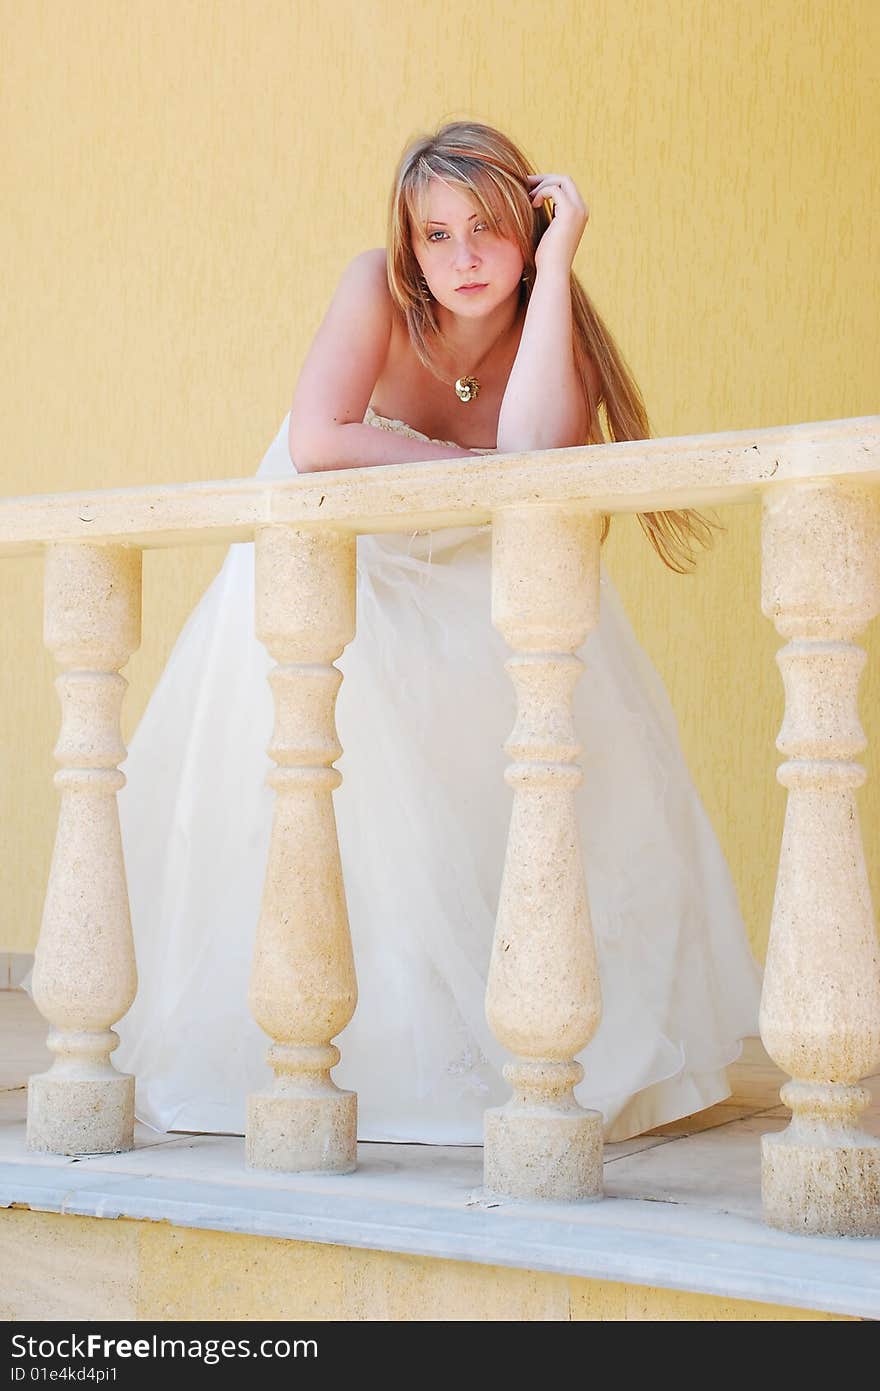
[363,405,497,454]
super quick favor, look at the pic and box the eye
[427,230,448,241]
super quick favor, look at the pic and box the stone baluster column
[247,524,358,1173]
[484,506,604,1201]
[27,543,142,1155]
[761,481,880,1236]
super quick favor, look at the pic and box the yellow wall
[1,0,878,962]
[0,1209,856,1321]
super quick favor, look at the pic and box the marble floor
[2,987,879,1319]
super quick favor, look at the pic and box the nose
[451,234,480,272]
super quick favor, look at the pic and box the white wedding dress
[112,406,762,1144]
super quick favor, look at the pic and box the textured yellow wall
[1,0,878,966]
[0,1209,856,1321]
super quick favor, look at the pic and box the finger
[530,175,585,208]
[531,176,567,196]
[532,186,568,212]
[530,178,573,201]
[525,175,567,197]
[534,187,586,218]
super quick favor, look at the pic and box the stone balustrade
[2,414,879,1235]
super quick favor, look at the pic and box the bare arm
[292,422,475,472]
[288,249,474,473]
[496,173,599,453]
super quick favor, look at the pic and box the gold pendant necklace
[454,375,480,403]
[449,315,517,404]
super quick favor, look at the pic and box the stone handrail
[3,413,880,1237]
[1,415,879,556]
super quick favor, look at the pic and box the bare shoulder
[353,246,389,276]
[338,247,392,308]
[288,248,395,467]
[324,246,395,351]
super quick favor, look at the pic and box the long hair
[386,120,721,574]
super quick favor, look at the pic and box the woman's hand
[526,173,589,277]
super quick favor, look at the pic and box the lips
[456,283,487,292]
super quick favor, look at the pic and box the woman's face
[411,178,525,320]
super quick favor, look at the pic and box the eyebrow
[425,214,480,226]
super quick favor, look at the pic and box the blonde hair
[386,119,722,574]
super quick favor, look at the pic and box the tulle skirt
[112,415,762,1143]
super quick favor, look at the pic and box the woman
[113,120,761,1143]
